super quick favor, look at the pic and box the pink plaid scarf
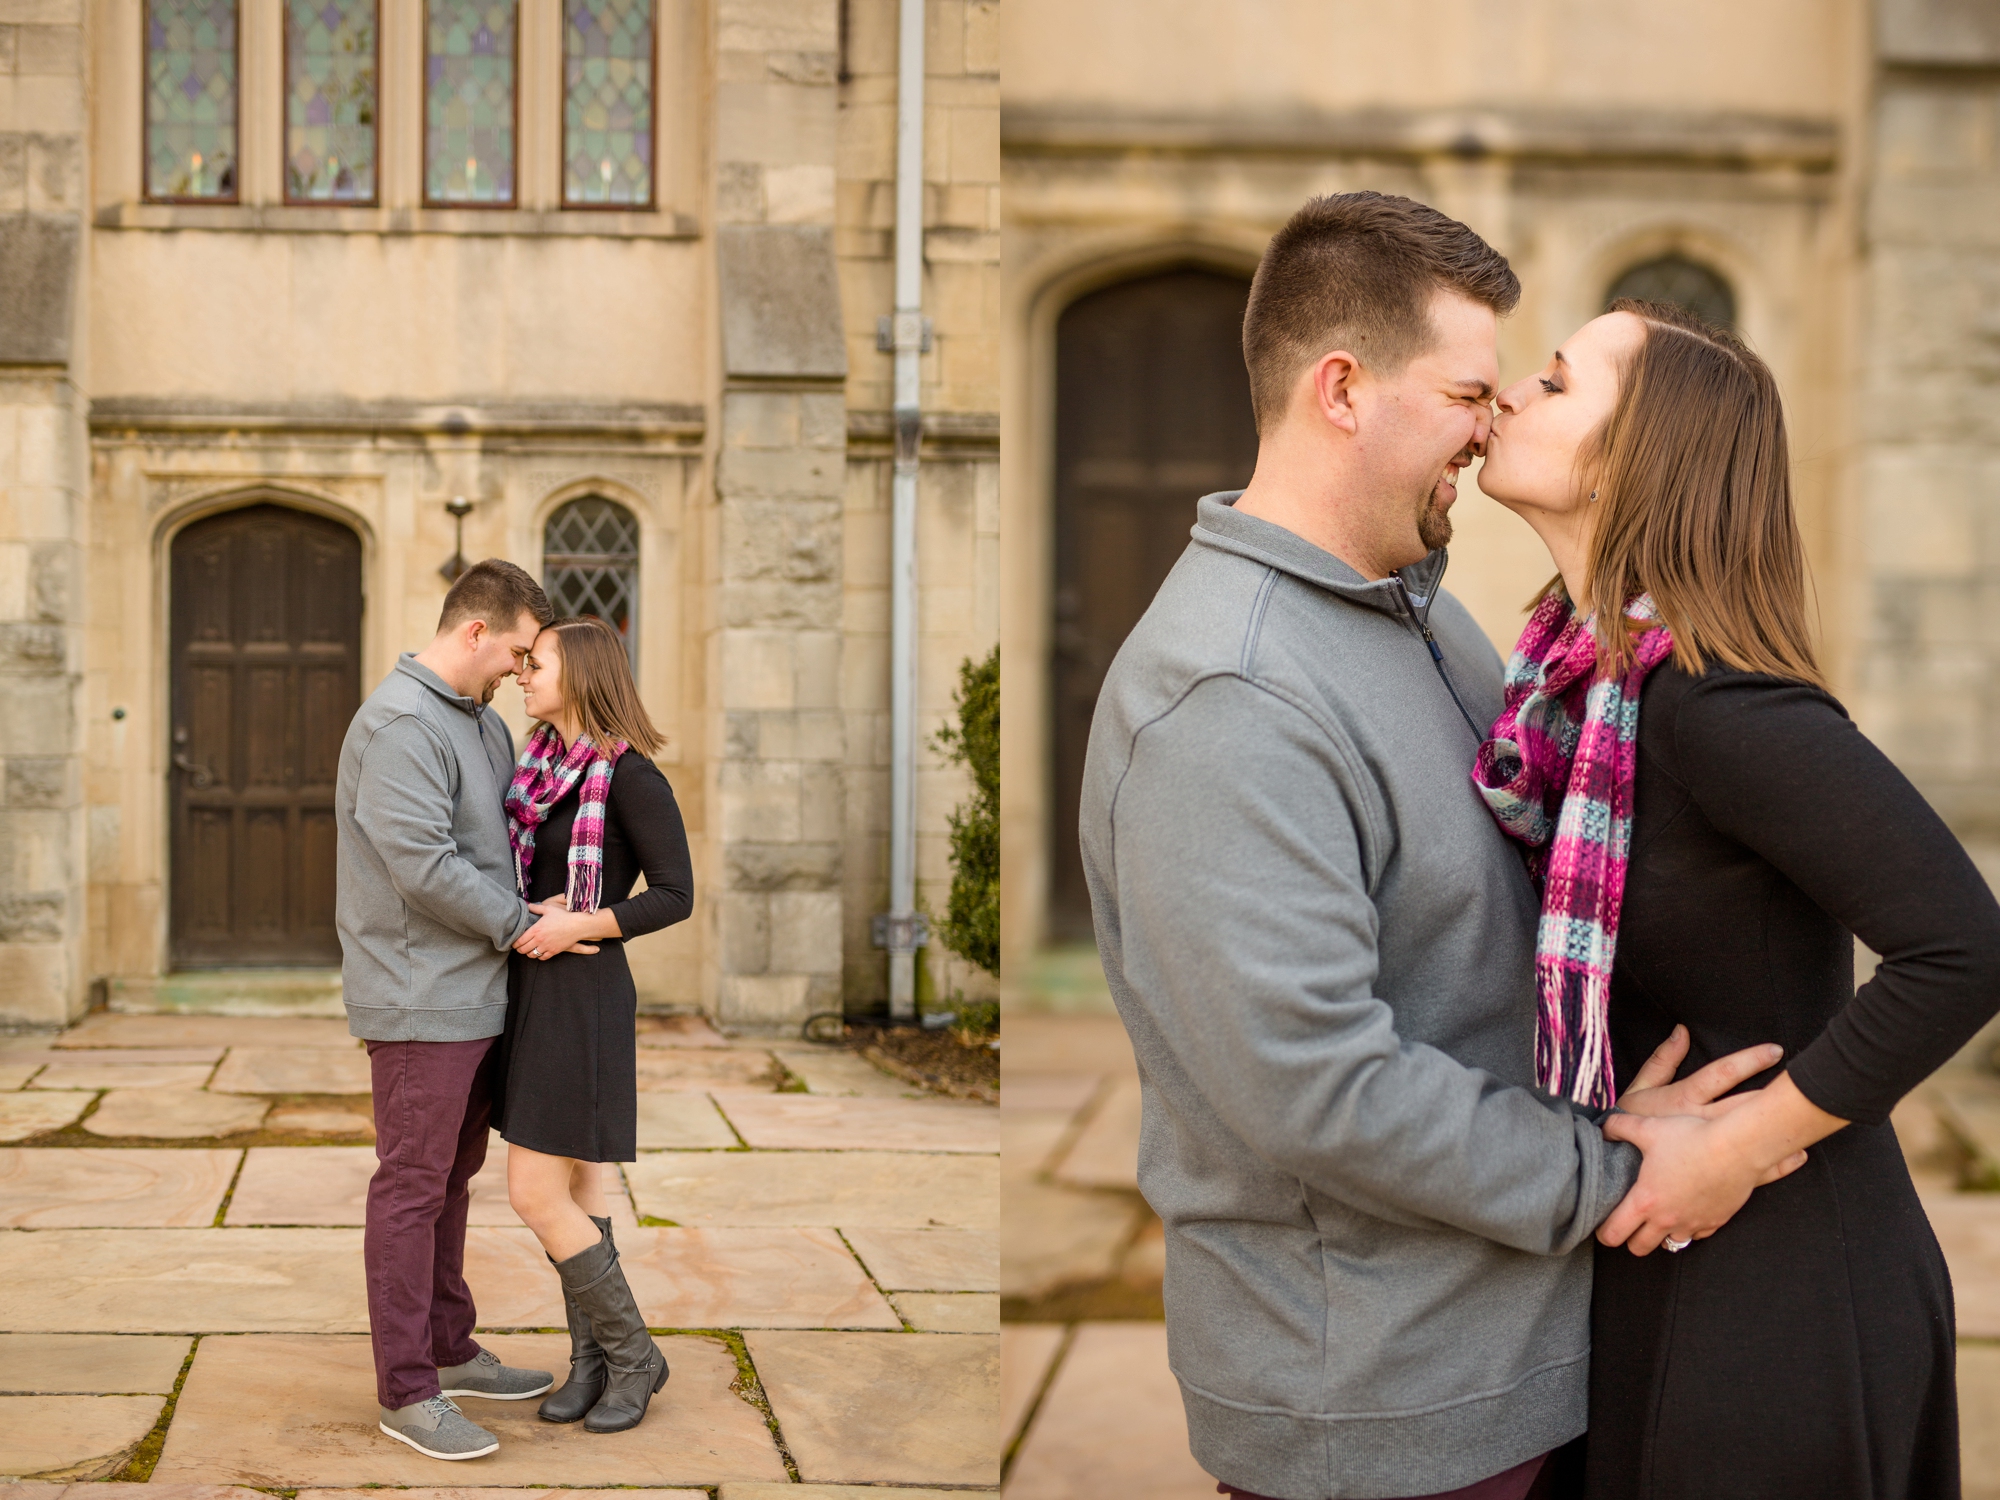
[1471,588,1674,1108]
[504,722,628,914]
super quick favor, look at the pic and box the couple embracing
[1082,193,2000,1499]
[334,560,694,1460]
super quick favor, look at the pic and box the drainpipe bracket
[872,912,931,953]
[877,313,934,353]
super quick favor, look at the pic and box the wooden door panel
[171,505,361,968]
[1050,270,1259,942]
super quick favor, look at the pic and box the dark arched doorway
[1049,267,1259,942]
[170,504,363,967]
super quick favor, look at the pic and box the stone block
[81,1090,268,1140]
[715,1094,998,1153]
[720,451,843,504]
[0,211,75,365]
[799,392,846,451]
[719,580,842,632]
[0,621,60,668]
[0,675,70,754]
[717,891,771,973]
[208,1046,371,1095]
[1005,1324,1216,1499]
[841,1226,997,1291]
[890,1291,997,1332]
[0,1394,165,1480]
[0,889,61,940]
[764,162,835,224]
[0,1334,191,1394]
[716,159,764,223]
[717,82,838,170]
[964,0,998,72]
[794,630,841,708]
[718,630,797,710]
[6,757,65,807]
[0,1146,237,1227]
[715,0,837,53]
[153,1333,786,1485]
[765,51,836,86]
[720,498,840,579]
[946,106,999,185]
[723,389,800,449]
[719,973,812,1027]
[744,1330,997,1486]
[723,841,841,892]
[717,226,846,379]
[1879,0,2000,63]
[798,763,843,843]
[12,26,72,75]
[720,763,802,845]
[767,890,842,975]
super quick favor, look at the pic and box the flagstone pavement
[0,1012,999,1493]
[999,984,2000,1499]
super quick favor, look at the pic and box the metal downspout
[884,0,927,1018]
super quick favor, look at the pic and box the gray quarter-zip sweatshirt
[1080,494,1641,1500]
[337,654,533,1042]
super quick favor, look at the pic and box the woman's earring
[1588,490,1599,503]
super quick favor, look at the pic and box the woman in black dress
[493,615,693,1434]
[1476,297,2000,1498]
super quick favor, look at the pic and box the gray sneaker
[438,1346,555,1400]
[378,1394,499,1460]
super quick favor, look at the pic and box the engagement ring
[1663,1235,1691,1253]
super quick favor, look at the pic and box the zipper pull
[1421,624,1445,665]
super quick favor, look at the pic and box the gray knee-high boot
[538,1214,613,1423]
[552,1220,670,1434]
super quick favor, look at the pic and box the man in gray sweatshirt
[338,558,558,1461]
[1080,195,1782,1500]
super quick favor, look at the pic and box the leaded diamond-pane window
[286,0,378,203]
[545,498,639,667]
[424,0,517,205]
[1606,256,1737,332]
[562,0,654,207]
[145,0,239,202]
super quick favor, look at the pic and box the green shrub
[932,646,999,976]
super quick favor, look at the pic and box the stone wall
[0,0,87,1024]
[1852,0,2000,841]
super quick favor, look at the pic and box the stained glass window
[145,0,238,202]
[425,0,517,205]
[1606,256,1737,331]
[286,0,378,203]
[545,498,640,667]
[562,0,654,208]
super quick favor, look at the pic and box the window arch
[543,495,639,667]
[1605,255,1737,331]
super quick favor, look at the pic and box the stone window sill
[93,202,701,239]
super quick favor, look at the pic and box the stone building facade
[999,0,2000,969]
[0,0,998,1030]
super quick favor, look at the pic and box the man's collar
[395,653,482,715]
[1193,492,1449,619]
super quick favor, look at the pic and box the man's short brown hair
[437,558,554,635]
[1242,192,1521,432]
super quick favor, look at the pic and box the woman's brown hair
[538,616,665,756]
[1570,297,1824,688]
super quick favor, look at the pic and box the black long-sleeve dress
[1584,666,2000,1500]
[492,752,693,1163]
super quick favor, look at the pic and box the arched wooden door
[170,505,363,967]
[1050,268,1259,942]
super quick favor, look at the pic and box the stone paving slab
[746,1330,998,1487]
[464,1226,901,1330]
[1926,1195,2000,1336]
[153,1333,787,1486]
[208,1048,371,1096]
[1053,1078,1140,1190]
[300,1491,708,1500]
[82,1092,267,1140]
[842,1227,998,1291]
[1001,1015,1139,1079]
[717,1095,999,1153]
[0,1062,46,1090]
[0,1395,166,1480]
[1964,1342,2000,1500]
[0,1229,366,1333]
[0,1150,239,1228]
[1000,1177,1142,1301]
[1001,1074,1103,1115]
[31,1064,215,1092]
[999,1324,1065,1452]
[771,1049,926,1099]
[0,1095,89,1143]
[265,1107,374,1138]
[890,1293,998,1332]
[0,1335,191,1393]
[1004,1323,1215,1499]
[636,1093,740,1148]
[226,1145,637,1229]
[53,1015,356,1050]
[634,1049,779,1093]
[24,1050,224,1067]
[627,1150,998,1228]
[0,1487,266,1500]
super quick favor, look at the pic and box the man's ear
[464,619,488,649]
[1310,350,1362,436]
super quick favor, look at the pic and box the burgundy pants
[363,1036,497,1409]
[1219,1448,1555,1500]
